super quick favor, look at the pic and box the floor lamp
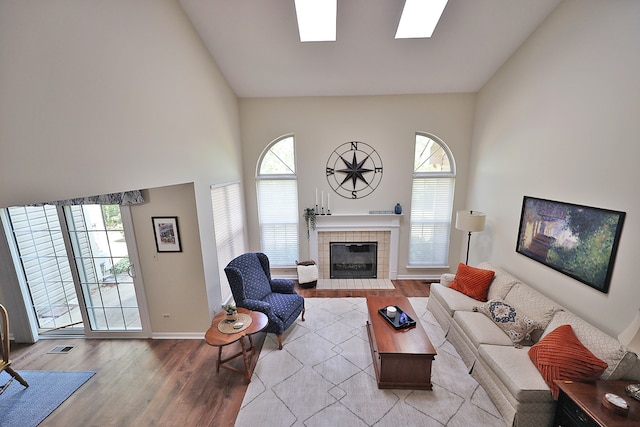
[455,210,486,265]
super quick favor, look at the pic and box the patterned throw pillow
[528,324,608,399]
[475,299,538,346]
[449,263,495,302]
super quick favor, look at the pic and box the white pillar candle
[321,191,324,209]
[327,193,330,211]
[315,188,318,206]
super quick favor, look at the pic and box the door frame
[0,205,152,340]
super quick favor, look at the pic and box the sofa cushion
[478,344,554,403]
[542,311,637,380]
[475,299,539,345]
[454,311,514,347]
[476,262,519,301]
[504,283,562,341]
[430,283,480,317]
[529,324,608,399]
[450,263,495,302]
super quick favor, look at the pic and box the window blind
[408,177,454,266]
[256,179,299,266]
[211,182,246,296]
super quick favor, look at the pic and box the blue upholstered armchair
[224,252,305,349]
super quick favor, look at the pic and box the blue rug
[0,370,95,427]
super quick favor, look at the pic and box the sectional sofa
[427,262,640,427]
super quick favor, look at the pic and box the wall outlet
[162,313,171,319]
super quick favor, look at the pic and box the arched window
[408,133,456,266]
[256,135,299,266]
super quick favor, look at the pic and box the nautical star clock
[326,141,383,199]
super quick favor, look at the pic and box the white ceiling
[178,0,562,98]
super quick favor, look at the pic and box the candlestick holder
[327,209,331,215]
[315,204,319,215]
[321,207,326,215]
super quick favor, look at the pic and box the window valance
[34,190,145,206]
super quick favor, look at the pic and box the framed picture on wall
[516,196,625,293]
[152,216,182,252]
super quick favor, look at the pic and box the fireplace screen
[330,242,377,279]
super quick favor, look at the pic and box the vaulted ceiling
[179,0,562,98]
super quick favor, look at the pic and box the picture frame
[516,196,625,293]
[152,216,182,252]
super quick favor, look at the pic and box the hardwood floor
[9,280,431,427]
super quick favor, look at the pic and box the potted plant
[303,207,316,238]
[223,304,237,322]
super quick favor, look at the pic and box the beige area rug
[236,297,507,427]
[315,279,395,290]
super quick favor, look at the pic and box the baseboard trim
[151,332,205,340]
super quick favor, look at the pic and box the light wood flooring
[9,280,431,427]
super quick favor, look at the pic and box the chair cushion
[449,263,495,302]
[529,324,608,399]
[263,293,304,323]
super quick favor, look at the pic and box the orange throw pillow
[528,324,608,399]
[449,263,495,301]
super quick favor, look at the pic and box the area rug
[236,297,506,426]
[0,370,95,427]
[315,279,395,290]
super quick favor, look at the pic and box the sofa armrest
[271,278,296,294]
[440,273,456,288]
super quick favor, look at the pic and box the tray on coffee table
[377,306,416,330]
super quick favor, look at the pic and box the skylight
[294,0,337,42]
[395,0,449,39]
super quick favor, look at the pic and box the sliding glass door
[4,204,150,337]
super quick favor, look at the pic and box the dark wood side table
[204,308,268,383]
[554,380,640,427]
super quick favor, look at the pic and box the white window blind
[256,179,299,266]
[409,177,454,266]
[408,133,455,267]
[211,182,246,300]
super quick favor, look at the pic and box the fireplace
[309,214,402,280]
[330,242,377,279]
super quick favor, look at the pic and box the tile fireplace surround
[309,214,402,280]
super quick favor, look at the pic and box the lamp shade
[619,309,640,353]
[455,210,486,233]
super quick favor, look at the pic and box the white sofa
[427,262,640,427]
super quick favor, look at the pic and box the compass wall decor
[326,141,383,199]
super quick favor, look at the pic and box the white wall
[469,0,640,335]
[0,0,243,333]
[239,94,476,278]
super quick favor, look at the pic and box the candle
[315,188,318,206]
[328,193,330,211]
[321,191,324,209]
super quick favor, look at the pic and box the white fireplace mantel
[309,214,403,279]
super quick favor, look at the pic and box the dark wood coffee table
[366,296,437,389]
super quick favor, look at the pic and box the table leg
[240,336,252,382]
[216,345,223,373]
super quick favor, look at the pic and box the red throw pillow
[449,263,495,302]
[528,324,608,399]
